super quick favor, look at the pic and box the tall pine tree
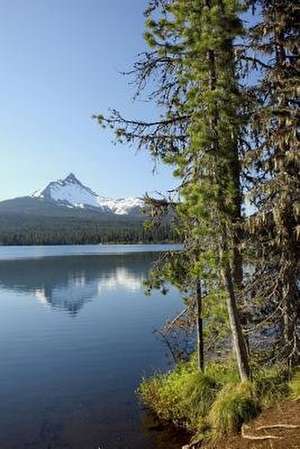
[245,0,299,365]
[96,0,251,380]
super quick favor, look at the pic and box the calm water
[0,245,186,449]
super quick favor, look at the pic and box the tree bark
[196,280,204,372]
[204,0,250,381]
[231,133,250,355]
[273,21,298,364]
[221,253,250,381]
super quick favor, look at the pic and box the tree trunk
[204,0,250,381]
[274,23,298,365]
[196,280,204,372]
[231,139,250,355]
[221,256,250,382]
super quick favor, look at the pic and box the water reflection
[140,411,190,448]
[0,250,183,449]
[0,254,148,315]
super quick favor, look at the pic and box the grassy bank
[138,356,299,446]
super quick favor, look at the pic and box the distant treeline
[0,221,178,245]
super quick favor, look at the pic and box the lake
[0,244,186,449]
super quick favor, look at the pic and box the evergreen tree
[245,0,299,365]
[97,0,251,380]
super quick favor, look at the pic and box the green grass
[138,356,292,439]
[289,367,300,400]
[205,359,240,386]
[138,361,218,430]
[209,382,259,436]
[253,364,290,406]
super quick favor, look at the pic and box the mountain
[0,174,175,245]
[32,173,144,216]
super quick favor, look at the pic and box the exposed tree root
[241,424,283,440]
[256,424,300,431]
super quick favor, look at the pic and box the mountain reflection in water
[0,254,147,315]
[0,249,185,449]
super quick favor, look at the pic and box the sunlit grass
[289,367,300,400]
[138,356,292,439]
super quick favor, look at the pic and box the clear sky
[0,0,176,201]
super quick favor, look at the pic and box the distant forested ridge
[0,178,179,245]
[0,213,177,245]
[0,195,178,245]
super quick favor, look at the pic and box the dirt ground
[208,400,300,449]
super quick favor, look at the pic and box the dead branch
[164,307,188,333]
[155,329,178,363]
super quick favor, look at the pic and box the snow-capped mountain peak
[32,174,144,216]
[65,172,79,183]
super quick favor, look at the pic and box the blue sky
[0,0,175,200]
